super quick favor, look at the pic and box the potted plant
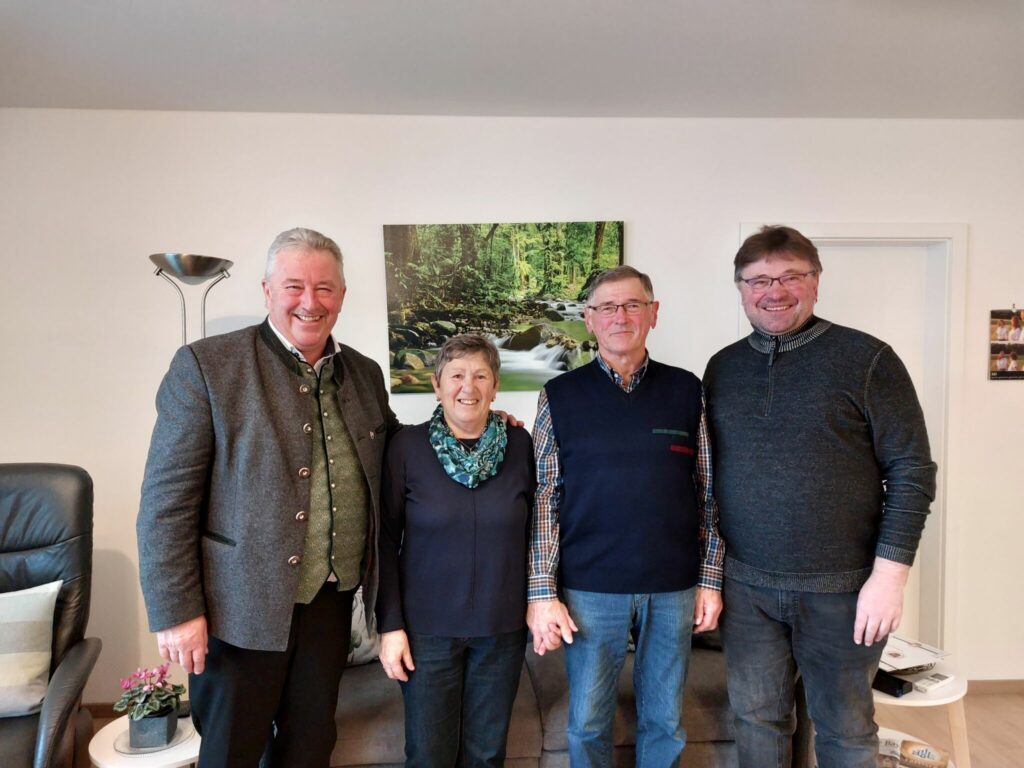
[114,663,186,748]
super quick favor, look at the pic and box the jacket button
[298,467,310,478]
[303,423,313,434]
[369,430,376,440]
[299,384,311,394]
[288,555,301,566]
[295,511,307,521]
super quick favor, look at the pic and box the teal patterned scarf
[428,404,507,489]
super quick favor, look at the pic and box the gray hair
[435,334,501,380]
[265,227,344,282]
[585,265,654,303]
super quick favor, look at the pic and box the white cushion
[0,580,62,717]
[346,587,380,666]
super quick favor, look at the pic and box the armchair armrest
[34,637,102,768]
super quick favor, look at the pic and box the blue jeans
[400,628,526,767]
[720,578,887,768]
[561,587,696,768]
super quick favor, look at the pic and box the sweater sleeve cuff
[375,601,405,634]
[875,543,916,566]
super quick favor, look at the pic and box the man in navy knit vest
[703,226,937,768]
[527,266,724,767]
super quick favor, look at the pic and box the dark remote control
[872,669,912,697]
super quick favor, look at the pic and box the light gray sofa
[332,636,812,767]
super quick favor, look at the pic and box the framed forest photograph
[384,220,624,393]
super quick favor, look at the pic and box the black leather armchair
[0,464,103,768]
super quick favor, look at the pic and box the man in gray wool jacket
[703,225,937,768]
[138,227,399,767]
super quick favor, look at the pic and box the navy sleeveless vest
[544,359,702,594]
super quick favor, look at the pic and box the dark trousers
[188,583,355,768]
[400,628,526,768]
[720,578,886,768]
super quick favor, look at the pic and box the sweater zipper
[764,335,778,417]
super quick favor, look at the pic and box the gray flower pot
[128,708,178,749]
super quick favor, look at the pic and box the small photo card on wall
[989,307,1024,380]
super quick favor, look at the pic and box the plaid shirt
[527,354,724,601]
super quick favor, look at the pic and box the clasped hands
[526,587,722,655]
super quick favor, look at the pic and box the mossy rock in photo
[506,323,562,351]
[395,349,426,369]
[390,326,422,348]
[430,320,457,335]
[389,368,435,393]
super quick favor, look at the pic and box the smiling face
[262,247,346,364]
[737,254,819,336]
[432,351,499,438]
[584,277,659,363]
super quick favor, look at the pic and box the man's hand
[379,630,415,682]
[157,615,208,675]
[693,587,722,633]
[527,599,578,655]
[493,409,525,428]
[854,558,910,646]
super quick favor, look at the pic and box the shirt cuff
[698,563,724,592]
[527,574,558,602]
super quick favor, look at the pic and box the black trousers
[188,584,355,768]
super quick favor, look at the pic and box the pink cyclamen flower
[120,678,132,690]
[143,684,153,692]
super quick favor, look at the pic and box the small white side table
[873,662,970,768]
[89,715,200,768]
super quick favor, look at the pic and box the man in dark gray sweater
[703,226,936,768]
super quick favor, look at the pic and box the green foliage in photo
[384,221,623,392]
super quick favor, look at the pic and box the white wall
[1,109,1021,702]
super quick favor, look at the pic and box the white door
[813,242,935,642]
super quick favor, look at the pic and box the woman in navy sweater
[376,334,535,768]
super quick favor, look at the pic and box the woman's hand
[379,630,415,681]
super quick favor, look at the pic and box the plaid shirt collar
[595,351,650,393]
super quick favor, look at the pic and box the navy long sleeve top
[375,422,535,637]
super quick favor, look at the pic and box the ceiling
[2,0,1022,118]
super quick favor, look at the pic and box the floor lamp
[150,253,234,345]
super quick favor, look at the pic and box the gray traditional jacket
[138,321,398,651]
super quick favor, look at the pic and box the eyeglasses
[737,270,817,292]
[585,301,653,317]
